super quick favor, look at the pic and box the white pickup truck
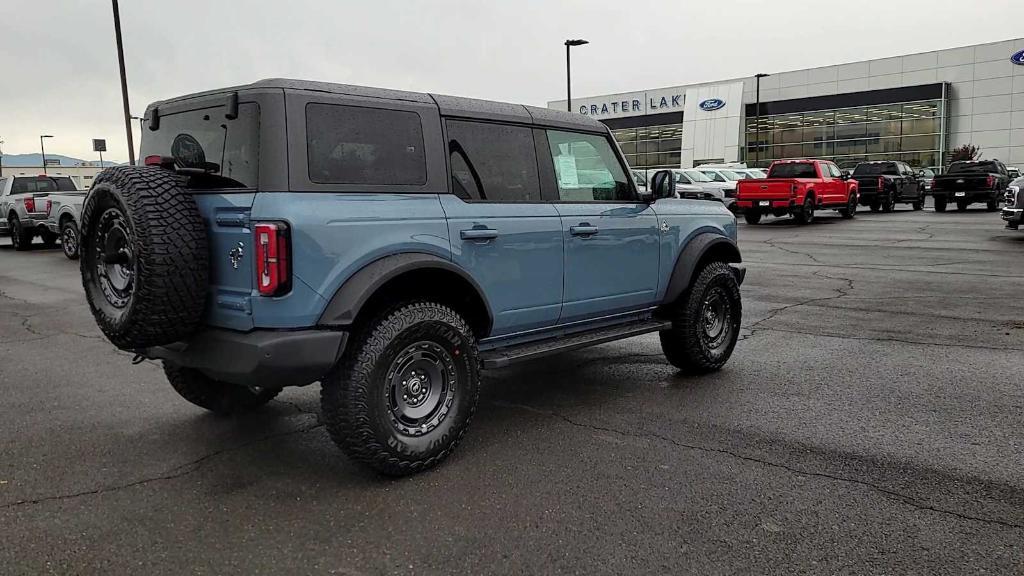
[0,175,80,251]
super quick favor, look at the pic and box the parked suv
[78,79,745,476]
[0,174,76,250]
[850,161,925,212]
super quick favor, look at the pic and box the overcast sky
[1,0,1023,162]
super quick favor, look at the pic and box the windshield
[140,102,259,189]
[853,163,898,176]
[746,169,767,178]
[948,161,999,175]
[682,170,712,182]
[11,176,78,193]
[721,170,748,180]
[768,163,818,179]
[919,168,935,178]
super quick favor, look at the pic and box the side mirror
[650,170,677,201]
[840,172,851,181]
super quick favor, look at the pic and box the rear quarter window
[306,103,426,186]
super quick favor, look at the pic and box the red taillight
[878,176,885,191]
[254,222,291,297]
[144,155,163,166]
[24,197,35,212]
[986,175,995,188]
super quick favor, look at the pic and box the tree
[950,144,980,162]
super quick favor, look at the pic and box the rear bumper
[143,328,348,388]
[931,190,998,202]
[733,199,795,214]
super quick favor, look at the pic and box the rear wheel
[794,196,815,225]
[61,220,80,260]
[743,212,762,225]
[934,197,947,212]
[164,363,280,415]
[321,301,481,476]
[659,262,741,374]
[882,192,896,213]
[8,215,32,251]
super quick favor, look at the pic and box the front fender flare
[317,252,493,331]
[662,233,741,305]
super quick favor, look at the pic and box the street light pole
[111,0,135,165]
[40,135,53,175]
[754,73,770,166]
[565,39,589,113]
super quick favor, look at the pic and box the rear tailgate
[932,174,991,191]
[853,177,882,194]
[737,179,794,200]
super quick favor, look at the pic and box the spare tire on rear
[80,166,209,350]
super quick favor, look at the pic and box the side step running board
[481,319,672,369]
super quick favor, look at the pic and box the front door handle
[460,228,499,241]
[570,224,599,236]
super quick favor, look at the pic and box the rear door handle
[570,225,599,236]
[460,228,499,241]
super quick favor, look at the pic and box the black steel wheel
[794,197,815,225]
[61,220,80,260]
[660,261,742,374]
[8,215,32,251]
[321,301,481,476]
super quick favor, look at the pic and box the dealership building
[548,38,1024,171]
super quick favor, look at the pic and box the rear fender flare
[662,233,741,305]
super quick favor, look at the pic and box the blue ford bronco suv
[79,79,744,475]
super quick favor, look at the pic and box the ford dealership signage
[699,98,726,111]
[1012,49,1024,65]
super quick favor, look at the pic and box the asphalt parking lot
[1,203,1023,574]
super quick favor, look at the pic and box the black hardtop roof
[147,78,606,133]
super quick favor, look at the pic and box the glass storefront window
[610,122,684,170]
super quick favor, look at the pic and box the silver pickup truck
[0,175,78,251]
[44,190,87,259]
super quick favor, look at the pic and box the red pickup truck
[735,159,859,225]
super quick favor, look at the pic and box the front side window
[141,103,259,189]
[827,163,843,178]
[546,130,632,202]
[307,103,426,186]
[446,120,539,202]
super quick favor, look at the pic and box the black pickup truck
[931,159,1010,212]
[850,161,925,212]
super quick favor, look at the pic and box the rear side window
[545,130,632,202]
[446,120,539,202]
[11,176,77,193]
[307,104,426,186]
[948,161,998,174]
[140,102,259,189]
[768,163,817,178]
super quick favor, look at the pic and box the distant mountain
[0,153,121,167]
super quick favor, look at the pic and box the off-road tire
[794,196,815,225]
[321,301,481,476]
[164,363,280,415]
[743,212,762,225]
[839,194,857,219]
[8,215,33,251]
[934,196,947,212]
[79,166,209,350]
[659,261,742,374]
[61,220,80,260]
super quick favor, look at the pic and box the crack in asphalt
[747,260,1024,279]
[493,401,1024,532]
[764,237,825,263]
[755,327,1024,352]
[741,269,855,341]
[0,421,325,509]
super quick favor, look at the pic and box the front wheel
[839,194,857,219]
[659,262,742,374]
[321,301,481,476]
[163,363,281,415]
[934,197,947,212]
[61,220,80,259]
[743,212,762,225]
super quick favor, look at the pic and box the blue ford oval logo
[1012,49,1024,65]
[699,98,726,111]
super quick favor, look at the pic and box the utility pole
[754,73,770,166]
[565,39,589,113]
[112,0,135,165]
[40,135,53,175]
